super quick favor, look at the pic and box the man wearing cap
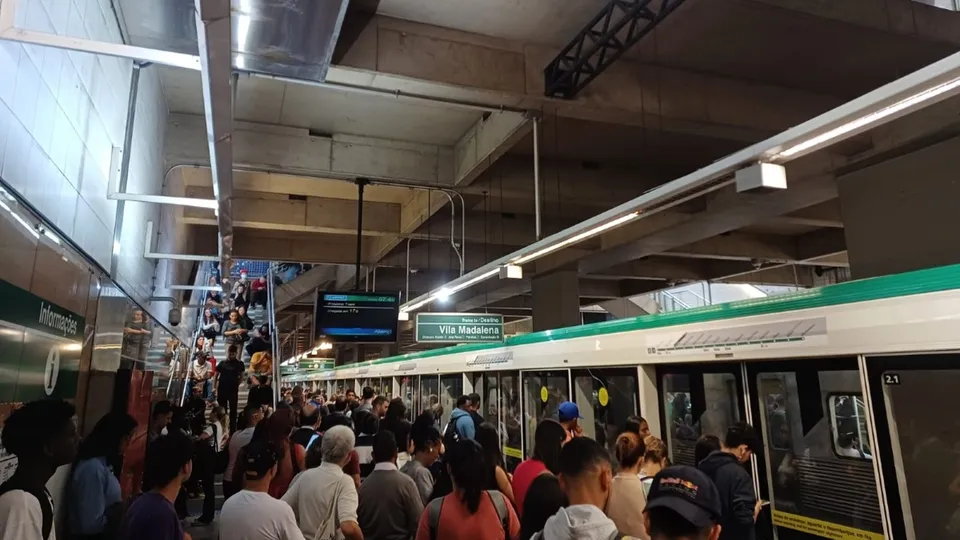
[697,422,762,540]
[219,440,305,540]
[644,466,722,540]
[557,401,584,444]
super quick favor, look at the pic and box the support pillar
[531,270,580,332]
[839,136,960,279]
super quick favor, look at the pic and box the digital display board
[315,292,400,343]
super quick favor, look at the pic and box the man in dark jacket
[697,422,762,540]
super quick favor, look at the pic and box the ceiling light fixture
[511,212,639,266]
[776,76,960,159]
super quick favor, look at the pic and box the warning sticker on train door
[771,510,883,540]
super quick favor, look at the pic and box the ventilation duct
[113,0,350,81]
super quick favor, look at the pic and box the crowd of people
[0,384,764,540]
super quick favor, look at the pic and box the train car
[286,263,960,540]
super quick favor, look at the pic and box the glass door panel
[440,374,463,432]
[748,359,883,540]
[866,354,960,540]
[658,365,743,468]
[419,375,440,427]
[572,368,638,453]
[499,371,523,471]
[399,375,416,420]
[522,370,570,458]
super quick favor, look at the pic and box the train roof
[325,263,960,372]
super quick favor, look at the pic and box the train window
[399,376,416,420]
[419,375,439,424]
[753,369,883,540]
[500,372,523,470]
[573,369,638,454]
[827,394,872,460]
[523,371,570,458]
[661,372,740,467]
[439,374,463,433]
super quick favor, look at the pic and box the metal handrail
[267,263,280,407]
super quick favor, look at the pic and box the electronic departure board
[315,292,401,343]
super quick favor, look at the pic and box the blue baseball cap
[558,401,583,422]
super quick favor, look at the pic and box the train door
[498,371,524,470]
[747,358,884,540]
[656,363,746,467]
[521,370,570,458]
[572,368,639,453]
[439,373,463,432]
[399,375,416,420]
[419,375,439,422]
[865,353,960,540]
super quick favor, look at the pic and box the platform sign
[416,313,504,344]
[0,279,84,402]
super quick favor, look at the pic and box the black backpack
[0,479,53,540]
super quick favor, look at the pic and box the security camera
[168,308,182,326]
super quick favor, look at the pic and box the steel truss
[544,0,689,99]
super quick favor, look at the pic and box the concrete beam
[331,16,843,142]
[776,200,844,229]
[743,0,960,47]
[182,187,402,236]
[274,265,341,311]
[454,112,531,186]
[193,226,365,264]
[579,174,839,274]
[166,113,455,185]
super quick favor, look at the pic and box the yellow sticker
[540,386,548,403]
[771,510,884,540]
[598,387,609,407]
[503,446,524,459]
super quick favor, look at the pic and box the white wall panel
[0,0,175,321]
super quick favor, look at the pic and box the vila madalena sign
[416,313,504,343]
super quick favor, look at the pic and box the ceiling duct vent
[114,0,350,81]
[912,0,960,10]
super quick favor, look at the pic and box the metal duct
[113,0,350,81]
[195,0,234,291]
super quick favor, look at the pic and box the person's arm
[507,503,521,540]
[337,477,363,540]
[277,504,307,540]
[495,466,516,507]
[730,469,758,526]
[416,469,434,505]
[460,416,476,440]
[0,494,44,539]
[403,477,426,535]
[70,462,110,533]
[280,474,301,522]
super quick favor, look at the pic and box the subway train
[285,263,960,540]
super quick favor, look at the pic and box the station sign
[415,313,504,344]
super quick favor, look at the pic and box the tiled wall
[0,0,171,311]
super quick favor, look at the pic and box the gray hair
[321,425,355,464]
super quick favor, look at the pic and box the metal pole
[354,178,368,290]
[533,115,542,240]
[110,62,142,278]
[372,267,377,291]
[405,238,412,302]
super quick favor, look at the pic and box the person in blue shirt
[68,411,138,540]
[448,395,477,442]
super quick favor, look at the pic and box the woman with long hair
[200,308,220,342]
[511,419,567,518]
[68,412,137,540]
[260,408,305,498]
[606,431,651,539]
[381,398,413,466]
[475,422,516,506]
[415,439,520,540]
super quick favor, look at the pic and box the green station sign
[0,279,85,403]
[416,313,504,344]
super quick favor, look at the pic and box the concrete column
[531,270,581,332]
[839,136,960,279]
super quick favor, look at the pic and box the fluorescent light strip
[778,76,960,158]
[512,212,639,265]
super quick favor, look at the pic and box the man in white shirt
[282,426,362,540]
[223,405,264,500]
[0,399,80,540]
[219,440,304,540]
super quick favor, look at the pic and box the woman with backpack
[415,439,520,540]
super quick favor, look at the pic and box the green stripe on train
[335,263,960,371]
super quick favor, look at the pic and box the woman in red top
[511,419,567,518]
[262,409,305,497]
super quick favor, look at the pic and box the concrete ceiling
[158,67,486,146]
[154,0,960,355]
